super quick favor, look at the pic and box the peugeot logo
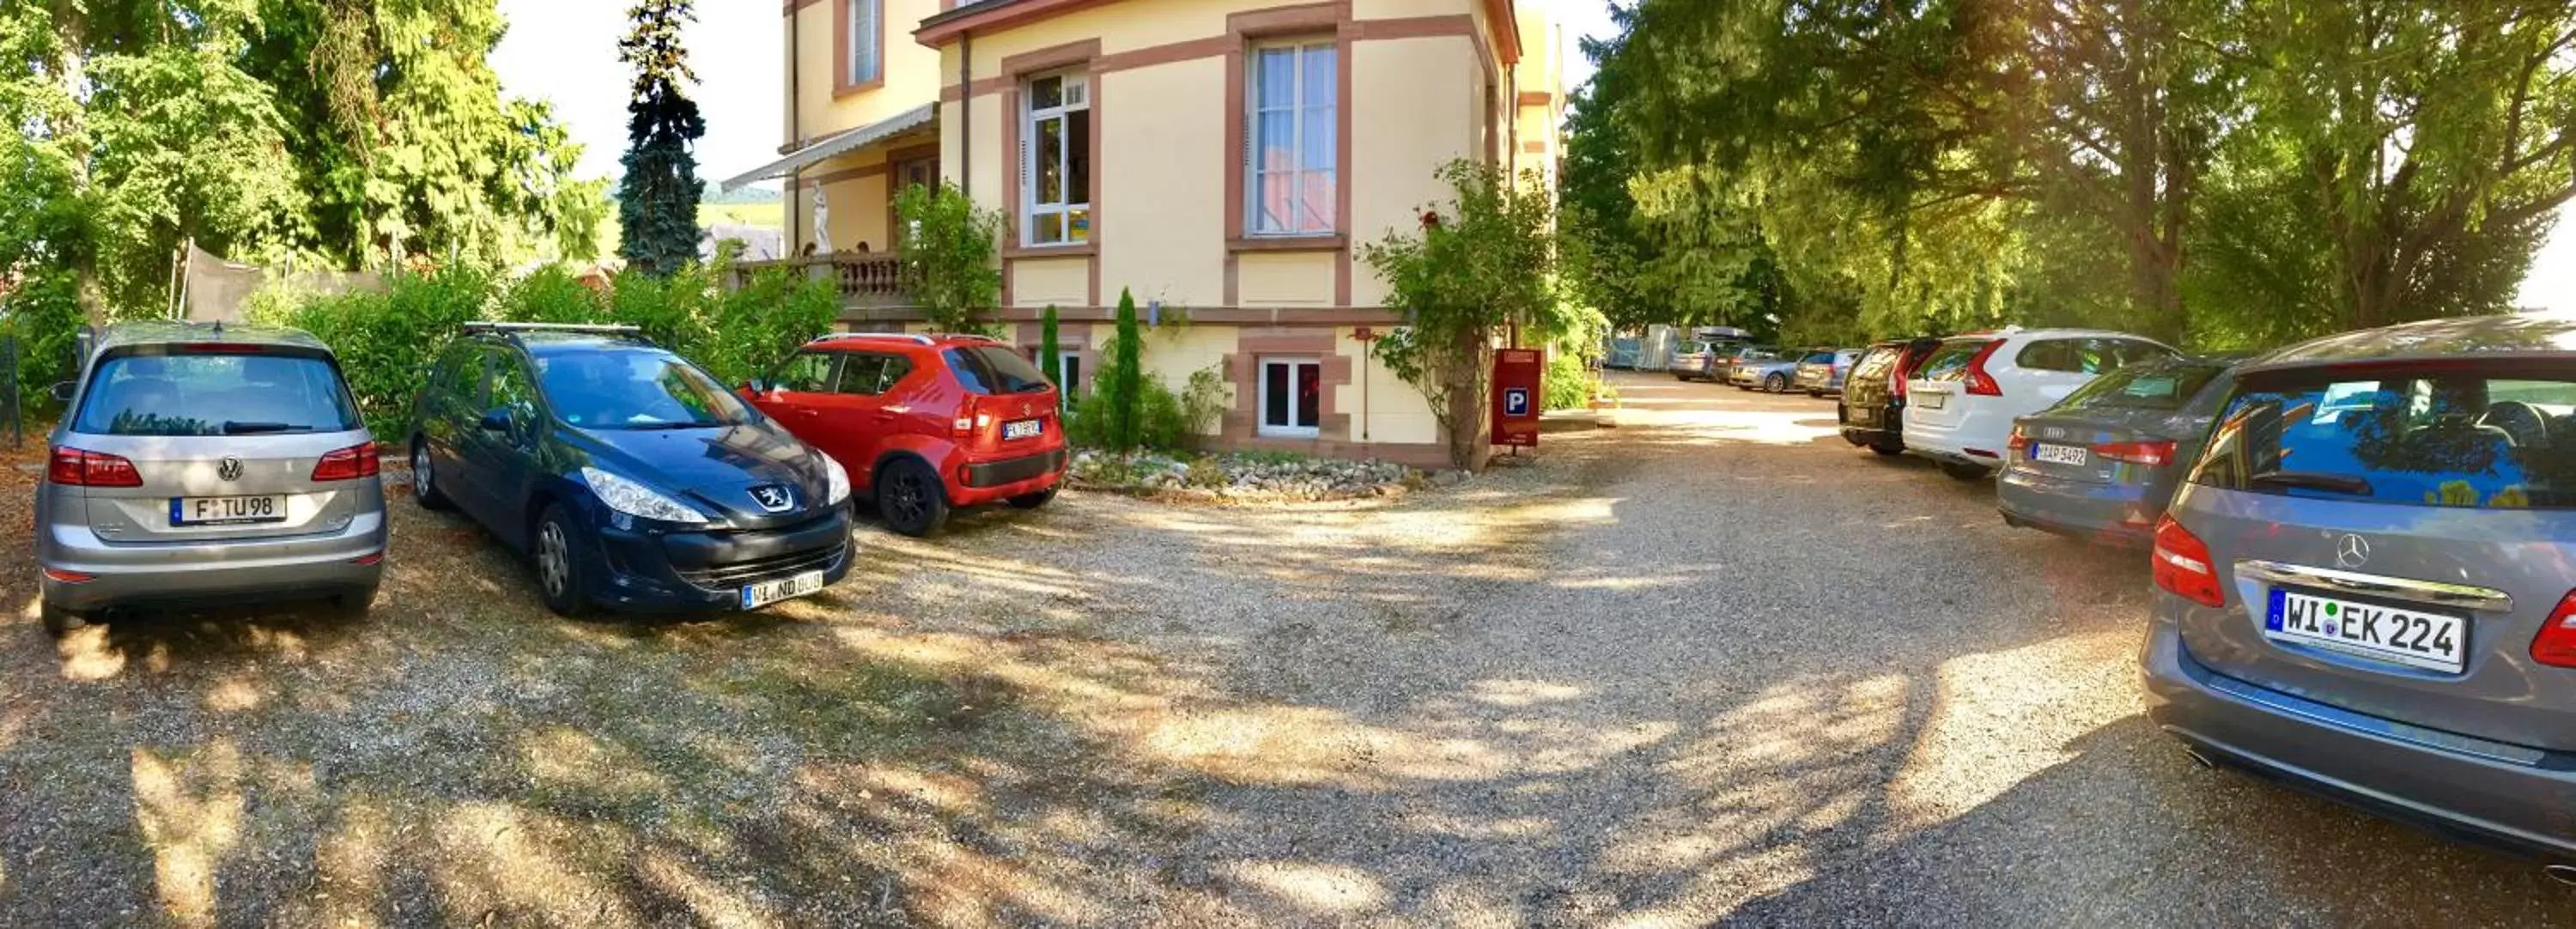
[2335,533,2372,569]
[216,456,244,482]
[749,484,794,513]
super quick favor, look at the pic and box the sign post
[1491,348,1542,450]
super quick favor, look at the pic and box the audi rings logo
[2335,534,2372,570]
[216,456,244,482]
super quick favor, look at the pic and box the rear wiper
[222,421,301,434]
[2248,470,2372,495]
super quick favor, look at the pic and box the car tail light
[48,446,143,487]
[43,568,95,584]
[349,552,385,566]
[2531,592,2576,668]
[2096,440,2178,466]
[951,395,979,438]
[2152,515,2226,607]
[1964,339,2006,397]
[2008,423,2029,454]
[311,442,380,481]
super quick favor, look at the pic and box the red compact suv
[742,333,1066,537]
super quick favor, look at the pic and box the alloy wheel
[886,471,926,525]
[538,522,569,598]
[412,446,433,498]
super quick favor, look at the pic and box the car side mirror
[478,408,513,434]
[47,381,74,404]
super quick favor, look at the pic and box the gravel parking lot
[0,370,2567,926]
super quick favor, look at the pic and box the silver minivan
[2144,312,2576,871]
[35,323,386,633]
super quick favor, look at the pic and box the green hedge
[251,259,836,438]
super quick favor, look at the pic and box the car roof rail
[814,331,936,345]
[462,322,645,336]
[920,331,1002,343]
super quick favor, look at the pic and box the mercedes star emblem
[216,456,244,482]
[2335,533,2371,569]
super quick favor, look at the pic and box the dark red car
[741,333,1066,537]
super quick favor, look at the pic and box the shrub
[0,271,85,410]
[1099,289,1145,450]
[894,182,1003,334]
[1542,349,1597,411]
[252,264,495,438]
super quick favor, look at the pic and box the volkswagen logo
[2335,533,2372,569]
[748,484,794,513]
[216,456,244,482]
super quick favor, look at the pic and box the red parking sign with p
[1492,349,1542,448]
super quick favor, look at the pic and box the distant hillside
[702,185,781,205]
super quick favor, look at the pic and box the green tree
[894,182,1004,332]
[1101,289,1145,452]
[1040,304,1064,398]
[616,0,705,276]
[1362,161,1567,471]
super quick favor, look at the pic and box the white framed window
[1247,41,1337,235]
[1022,72,1091,246]
[1059,352,1084,400]
[846,0,881,86]
[1259,357,1321,437]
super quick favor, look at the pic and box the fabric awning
[718,103,938,191]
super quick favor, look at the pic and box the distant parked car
[35,322,386,634]
[409,323,852,616]
[1838,337,1943,455]
[1730,349,1813,392]
[1903,329,2177,480]
[1795,349,1862,396]
[1668,340,1718,381]
[2144,311,2576,870]
[1710,344,1783,386]
[743,332,1066,537]
[1995,355,2247,545]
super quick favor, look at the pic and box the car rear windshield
[945,346,1050,395]
[1678,340,1710,355]
[1916,339,1992,382]
[535,349,753,429]
[74,351,360,436]
[2191,367,2576,510]
[2055,362,2227,412]
[1849,347,1899,381]
[1801,351,1836,364]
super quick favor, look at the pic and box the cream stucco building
[725,0,1564,465]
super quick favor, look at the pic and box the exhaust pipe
[2182,747,2216,769]
[2543,864,2576,887]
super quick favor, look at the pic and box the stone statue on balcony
[810,185,832,254]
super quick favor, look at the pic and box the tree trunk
[1443,333,1493,472]
[52,0,104,325]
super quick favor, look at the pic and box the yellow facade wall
[1236,252,1334,307]
[1098,60,1226,307]
[1335,328,1441,445]
[1102,324,1238,437]
[1349,34,1481,307]
[791,0,946,139]
[1012,256,1091,307]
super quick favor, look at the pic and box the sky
[488,0,2574,311]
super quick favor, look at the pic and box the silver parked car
[1668,340,1718,380]
[2144,311,2576,871]
[1996,355,2245,546]
[1795,349,1862,396]
[36,323,385,633]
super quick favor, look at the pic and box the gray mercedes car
[35,322,386,633]
[2143,311,2576,874]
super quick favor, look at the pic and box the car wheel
[1007,488,1057,510]
[878,458,951,537]
[39,601,91,636]
[1940,460,1992,481]
[411,439,453,511]
[330,586,378,618]
[534,504,591,616]
[1765,373,1789,393]
[1871,444,1904,456]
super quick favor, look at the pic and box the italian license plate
[2033,443,2089,466]
[1002,418,1042,440]
[740,570,827,610]
[2264,588,2467,674]
[171,495,287,526]
[1918,392,1947,410]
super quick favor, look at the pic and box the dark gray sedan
[2143,311,2576,875]
[1996,355,2244,546]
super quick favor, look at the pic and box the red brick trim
[1223,327,1346,442]
[1228,234,1346,253]
[1517,89,1552,106]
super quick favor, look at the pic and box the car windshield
[2055,361,2228,412]
[535,349,754,429]
[2191,367,2576,509]
[1678,340,1710,355]
[945,346,1051,395]
[74,351,360,436]
[1802,351,1836,364]
[1917,339,1991,382]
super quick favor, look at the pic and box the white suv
[1902,328,2177,479]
